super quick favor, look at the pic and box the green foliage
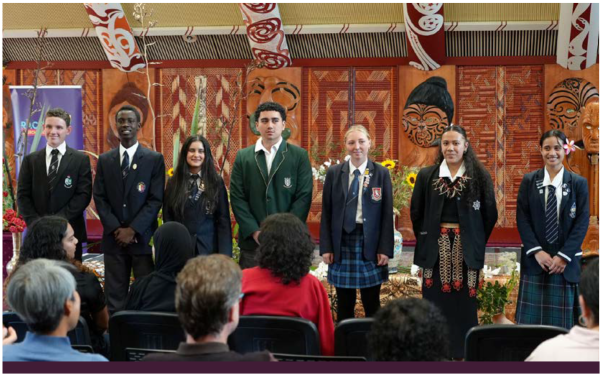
[232,223,240,264]
[477,269,519,325]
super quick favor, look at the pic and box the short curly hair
[368,298,450,361]
[256,213,314,285]
[19,216,69,264]
[255,101,286,122]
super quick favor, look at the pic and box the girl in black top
[163,135,232,256]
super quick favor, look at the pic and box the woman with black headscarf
[125,222,193,312]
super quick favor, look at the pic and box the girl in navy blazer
[516,129,589,329]
[320,125,394,321]
[163,135,232,257]
[410,125,498,359]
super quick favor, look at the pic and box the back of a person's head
[6,259,76,334]
[580,257,599,326]
[175,254,242,339]
[256,213,314,285]
[368,298,450,361]
[19,216,69,264]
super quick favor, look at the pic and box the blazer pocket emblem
[283,177,292,189]
[371,187,382,201]
[473,200,481,210]
[570,202,576,219]
[64,175,73,189]
[137,182,146,193]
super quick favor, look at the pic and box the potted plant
[477,268,519,324]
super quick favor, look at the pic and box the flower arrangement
[311,156,350,184]
[382,159,420,216]
[3,209,26,233]
[477,267,519,325]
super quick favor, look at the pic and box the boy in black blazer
[93,105,165,314]
[17,108,92,261]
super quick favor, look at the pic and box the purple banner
[10,86,84,175]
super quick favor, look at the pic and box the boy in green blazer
[230,102,313,269]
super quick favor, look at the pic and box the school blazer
[93,146,165,255]
[17,146,92,243]
[319,160,394,263]
[410,164,498,270]
[517,169,589,283]
[230,140,313,251]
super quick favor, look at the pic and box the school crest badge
[64,175,73,189]
[371,187,382,201]
[137,182,146,193]
[570,202,577,219]
[283,177,292,189]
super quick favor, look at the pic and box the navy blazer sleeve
[559,177,589,262]
[216,178,233,256]
[93,155,121,235]
[57,154,92,222]
[377,167,395,257]
[319,166,335,255]
[129,154,165,235]
[481,170,498,243]
[516,174,543,257]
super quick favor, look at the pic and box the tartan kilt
[327,225,388,289]
[515,272,580,329]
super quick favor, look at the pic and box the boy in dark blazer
[93,105,165,314]
[230,101,313,269]
[17,108,92,261]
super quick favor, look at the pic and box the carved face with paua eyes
[581,100,599,154]
[402,104,448,147]
[547,78,599,141]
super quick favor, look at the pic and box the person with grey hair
[143,255,275,361]
[3,259,107,362]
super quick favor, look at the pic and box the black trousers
[104,252,154,315]
[335,285,382,322]
[239,249,258,270]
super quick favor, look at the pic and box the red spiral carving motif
[247,18,281,43]
[243,3,276,13]
[252,48,291,69]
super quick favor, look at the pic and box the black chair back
[334,318,373,358]
[125,348,177,361]
[109,311,185,361]
[2,312,92,348]
[465,324,569,361]
[228,315,321,355]
[273,353,367,362]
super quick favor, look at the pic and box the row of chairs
[3,311,569,361]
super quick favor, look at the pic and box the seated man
[3,259,108,362]
[143,254,275,361]
[368,298,450,361]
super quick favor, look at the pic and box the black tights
[335,285,381,322]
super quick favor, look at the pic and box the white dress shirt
[349,159,368,224]
[438,159,466,182]
[255,137,283,174]
[45,142,67,175]
[119,142,139,168]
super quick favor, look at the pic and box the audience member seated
[125,222,193,312]
[240,213,335,356]
[143,254,275,361]
[527,258,599,361]
[3,259,108,361]
[368,298,450,361]
[6,216,109,356]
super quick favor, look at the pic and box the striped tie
[48,149,59,190]
[545,185,559,244]
[343,169,361,233]
[121,151,130,180]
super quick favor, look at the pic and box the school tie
[121,151,130,180]
[343,169,361,234]
[190,174,200,200]
[545,185,559,244]
[48,149,59,190]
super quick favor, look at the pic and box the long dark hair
[6,216,91,288]
[539,129,567,147]
[165,135,221,220]
[435,125,494,205]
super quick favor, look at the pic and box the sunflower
[381,159,396,170]
[167,167,174,177]
[406,172,417,188]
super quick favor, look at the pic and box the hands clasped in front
[534,250,567,274]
